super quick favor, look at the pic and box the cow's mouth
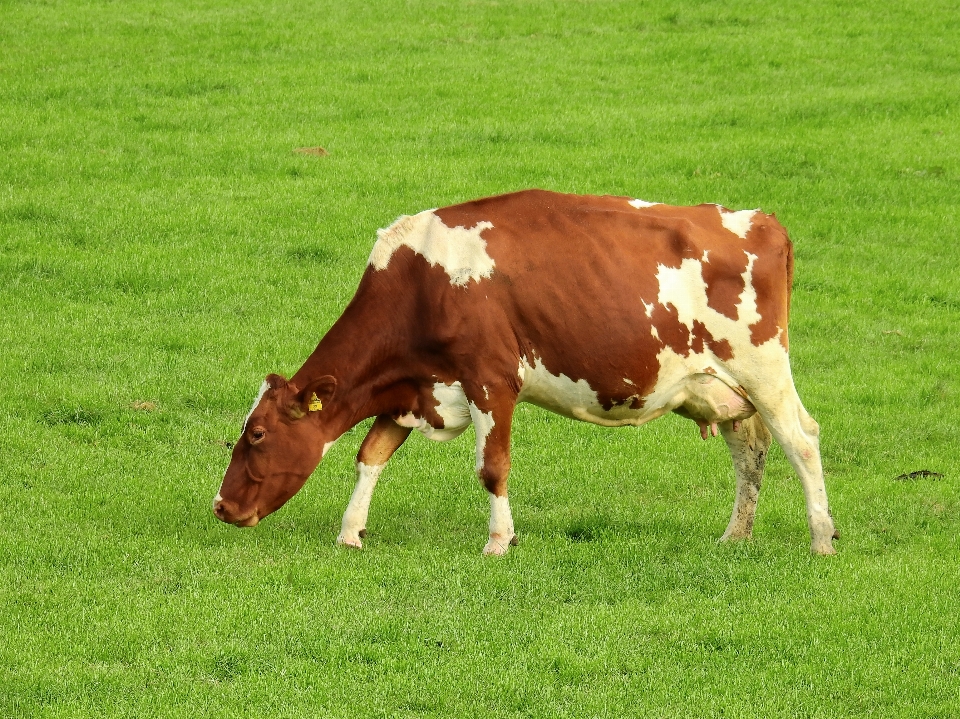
[234,512,259,528]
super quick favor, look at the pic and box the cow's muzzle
[212,495,260,527]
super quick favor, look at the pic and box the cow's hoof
[719,530,752,543]
[336,533,363,550]
[482,534,516,556]
[811,541,837,556]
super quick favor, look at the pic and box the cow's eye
[250,426,267,444]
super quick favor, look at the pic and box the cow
[213,190,838,556]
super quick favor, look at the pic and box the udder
[673,374,756,440]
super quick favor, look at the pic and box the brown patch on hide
[651,303,691,356]
[689,320,735,360]
[701,251,747,321]
[743,216,792,348]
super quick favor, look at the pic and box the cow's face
[213,373,337,527]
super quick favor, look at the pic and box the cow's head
[213,373,337,527]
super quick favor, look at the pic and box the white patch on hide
[368,210,495,287]
[322,439,337,457]
[517,354,645,427]
[399,382,473,441]
[432,382,472,437]
[655,254,762,333]
[702,249,710,263]
[642,299,654,318]
[644,251,793,416]
[717,206,757,239]
[628,198,660,209]
[242,380,270,433]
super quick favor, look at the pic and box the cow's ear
[265,373,288,390]
[291,375,337,418]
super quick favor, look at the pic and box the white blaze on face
[242,380,270,433]
[368,210,496,287]
[717,206,758,239]
[628,198,660,209]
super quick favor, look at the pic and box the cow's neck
[290,289,414,438]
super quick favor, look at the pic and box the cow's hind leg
[465,386,519,557]
[719,413,772,542]
[337,414,412,549]
[749,383,837,555]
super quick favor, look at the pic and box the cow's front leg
[468,398,518,556]
[337,414,412,549]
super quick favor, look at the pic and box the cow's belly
[396,353,757,439]
[516,353,755,428]
[516,357,655,427]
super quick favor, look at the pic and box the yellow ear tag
[308,393,323,411]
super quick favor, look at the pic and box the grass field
[2,0,959,716]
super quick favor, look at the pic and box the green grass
[2,0,959,716]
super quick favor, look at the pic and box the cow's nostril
[213,494,229,520]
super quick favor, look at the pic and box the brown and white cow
[213,190,838,555]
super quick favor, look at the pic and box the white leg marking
[483,493,516,557]
[761,402,836,554]
[468,402,495,474]
[337,462,384,549]
[719,415,770,542]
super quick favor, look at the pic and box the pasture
[2,0,958,716]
